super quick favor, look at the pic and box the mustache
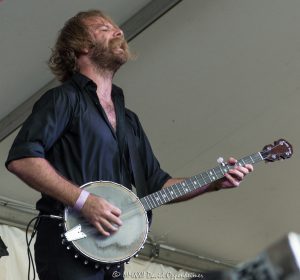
[109,37,128,51]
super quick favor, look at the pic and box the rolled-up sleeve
[5,87,73,167]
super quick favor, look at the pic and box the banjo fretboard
[140,152,264,211]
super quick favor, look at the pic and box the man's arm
[163,157,254,203]
[7,157,122,236]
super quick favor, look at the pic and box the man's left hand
[213,157,254,190]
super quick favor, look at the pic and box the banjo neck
[140,138,293,211]
[140,152,263,211]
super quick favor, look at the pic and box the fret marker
[170,191,174,194]
[155,197,160,201]
[185,188,188,192]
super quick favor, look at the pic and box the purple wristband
[73,189,90,211]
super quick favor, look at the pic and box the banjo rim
[63,181,149,264]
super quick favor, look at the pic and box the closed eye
[99,25,110,31]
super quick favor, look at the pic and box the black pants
[34,218,124,280]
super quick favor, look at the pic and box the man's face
[84,16,130,72]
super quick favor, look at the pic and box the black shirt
[6,73,171,214]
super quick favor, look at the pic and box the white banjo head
[64,181,149,264]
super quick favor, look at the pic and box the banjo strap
[113,91,149,199]
[125,125,149,199]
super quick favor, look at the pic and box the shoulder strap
[113,89,148,197]
[125,124,149,198]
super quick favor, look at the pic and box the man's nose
[113,27,124,38]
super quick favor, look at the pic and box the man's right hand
[7,158,123,237]
[81,195,123,236]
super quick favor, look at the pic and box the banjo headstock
[261,139,293,162]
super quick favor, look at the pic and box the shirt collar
[71,72,97,91]
[71,72,125,103]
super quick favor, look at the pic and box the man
[5,10,253,280]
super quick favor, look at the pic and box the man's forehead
[83,16,116,27]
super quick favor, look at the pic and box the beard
[90,37,130,73]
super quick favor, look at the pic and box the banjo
[62,139,293,267]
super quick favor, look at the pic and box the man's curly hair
[48,10,111,82]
